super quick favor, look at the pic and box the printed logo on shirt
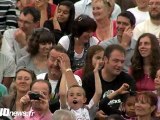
[103,90,121,106]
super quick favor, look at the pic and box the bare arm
[59,73,67,109]
[52,5,61,31]
[92,60,102,105]
[59,53,78,88]
[40,8,48,27]
[107,83,129,100]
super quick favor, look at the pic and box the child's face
[124,96,136,117]
[67,87,86,110]
[154,69,160,90]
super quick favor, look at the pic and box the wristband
[66,68,72,72]
[53,19,58,22]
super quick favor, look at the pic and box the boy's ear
[83,97,87,104]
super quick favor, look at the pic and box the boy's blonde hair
[67,85,86,97]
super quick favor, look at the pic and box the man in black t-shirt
[82,44,135,118]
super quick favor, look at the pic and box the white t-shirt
[127,7,149,25]
[37,73,82,94]
[63,99,96,120]
[133,19,160,40]
[58,35,99,59]
[71,108,90,120]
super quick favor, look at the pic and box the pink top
[136,74,155,91]
[74,68,84,79]
[14,108,53,120]
[94,20,117,42]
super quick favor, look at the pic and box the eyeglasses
[17,18,33,26]
[148,2,160,7]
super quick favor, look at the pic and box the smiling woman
[0,68,36,117]
[92,0,117,42]
[58,14,99,71]
[135,91,158,120]
[17,28,55,75]
[131,33,160,91]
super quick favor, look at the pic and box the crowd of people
[0,0,160,120]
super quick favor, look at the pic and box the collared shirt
[99,36,137,73]
[1,29,28,64]
[74,0,121,20]
[14,108,53,120]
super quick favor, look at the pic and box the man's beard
[149,12,160,20]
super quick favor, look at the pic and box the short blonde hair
[92,0,115,18]
[53,110,76,120]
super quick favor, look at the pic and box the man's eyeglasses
[17,18,33,26]
[148,2,160,7]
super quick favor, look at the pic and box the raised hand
[14,28,27,48]
[117,83,129,95]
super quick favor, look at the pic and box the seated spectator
[44,0,75,44]
[17,28,55,75]
[74,45,104,79]
[60,60,102,119]
[99,11,137,73]
[1,6,40,63]
[53,109,76,120]
[127,0,150,25]
[133,0,160,40]
[0,68,36,116]
[15,80,53,120]
[74,0,121,20]
[37,45,82,113]
[58,14,99,71]
[92,0,117,42]
[99,83,136,119]
[35,0,56,27]
[135,91,159,120]
[0,0,17,34]
[131,33,160,91]
[82,44,135,119]
[0,33,16,89]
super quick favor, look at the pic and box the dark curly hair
[131,33,160,80]
[27,28,55,56]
